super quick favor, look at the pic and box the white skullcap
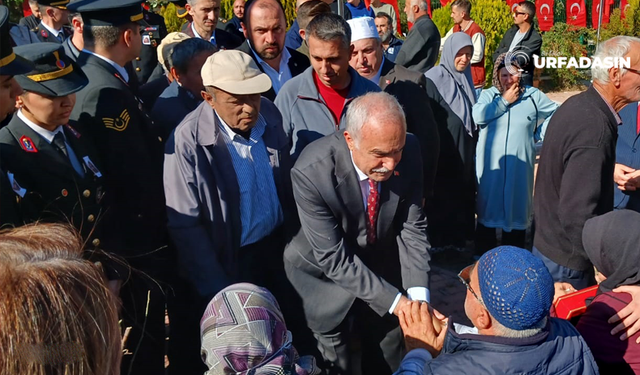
[347,16,380,43]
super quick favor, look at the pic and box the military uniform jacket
[71,51,167,260]
[33,22,72,43]
[131,10,168,85]
[0,115,105,244]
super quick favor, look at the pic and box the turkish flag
[621,0,629,18]
[506,0,519,14]
[592,0,613,28]
[440,0,453,6]
[566,0,586,27]
[536,0,554,31]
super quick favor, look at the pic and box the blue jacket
[394,318,599,375]
[473,86,557,231]
[614,102,640,212]
[383,35,404,63]
[285,20,302,50]
[151,80,202,141]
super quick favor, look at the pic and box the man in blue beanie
[393,246,599,375]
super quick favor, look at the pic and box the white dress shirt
[40,21,63,39]
[191,22,217,45]
[249,40,292,94]
[81,49,129,83]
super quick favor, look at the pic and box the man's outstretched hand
[398,301,447,357]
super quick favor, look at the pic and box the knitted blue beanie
[477,246,554,330]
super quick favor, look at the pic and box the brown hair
[0,223,121,374]
[297,0,331,31]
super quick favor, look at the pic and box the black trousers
[475,222,526,255]
[313,300,404,375]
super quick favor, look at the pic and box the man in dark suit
[33,0,72,43]
[218,0,245,40]
[533,36,640,290]
[614,102,640,212]
[284,91,431,375]
[347,16,439,203]
[236,0,309,101]
[493,1,541,87]
[67,0,170,373]
[396,0,439,73]
[184,0,242,49]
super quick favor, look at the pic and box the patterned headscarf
[492,52,525,95]
[200,283,321,375]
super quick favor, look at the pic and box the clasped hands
[393,296,448,357]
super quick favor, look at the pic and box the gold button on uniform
[136,56,141,61]
[135,67,141,72]
[83,190,91,198]
[92,238,100,247]
[87,214,95,223]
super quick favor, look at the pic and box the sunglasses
[513,11,527,16]
[458,264,484,306]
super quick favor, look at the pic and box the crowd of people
[1,0,640,373]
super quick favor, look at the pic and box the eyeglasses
[513,11,526,16]
[458,264,484,306]
[626,67,640,76]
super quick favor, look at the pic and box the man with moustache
[236,0,309,101]
[375,12,402,62]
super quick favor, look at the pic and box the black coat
[379,59,440,203]
[183,22,243,50]
[236,41,310,101]
[395,15,440,74]
[70,51,168,261]
[0,116,105,244]
[493,25,542,86]
[218,16,245,40]
[131,10,168,85]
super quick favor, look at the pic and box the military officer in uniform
[131,6,168,85]
[67,0,169,373]
[33,0,72,43]
[0,43,106,246]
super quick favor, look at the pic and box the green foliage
[160,3,188,33]
[471,0,512,86]
[432,4,453,37]
[219,0,297,27]
[628,0,640,36]
[599,0,640,39]
[541,23,595,89]
[4,0,24,23]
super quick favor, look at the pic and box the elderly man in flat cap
[164,51,294,368]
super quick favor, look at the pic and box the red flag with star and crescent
[536,0,554,31]
[506,0,519,13]
[621,0,629,18]
[592,0,614,28]
[566,0,586,27]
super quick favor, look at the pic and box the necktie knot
[52,132,68,158]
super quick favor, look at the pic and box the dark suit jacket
[33,22,72,43]
[493,25,542,86]
[236,41,310,101]
[151,80,201,141]
[62,37,81,62]
[71,51,167,263]
[0,116,105,244]
[284,132,431,332]
[219,16,244,40]
[183,22,242,50]
[395,14,440,73]
[614,102,640,212]
[379,59,440,202]
[131,10,168,85]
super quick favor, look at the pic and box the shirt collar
[17,109,63,143]
[369,56,385,86]
[82,49,129,83]
[216,111,266,143]
[249,40,291,73]
[349,150,369,182]
[41,21,61,37]
[593,86,623,125]
[191,22,216,44]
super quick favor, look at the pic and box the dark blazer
[164,98,293,298]
[0,115,105,244]
[151,80,201,141]
[395,14,440,73]
[284,131,431,332]
[71,51,167,262]
[380,59,440,202]
[131,10,168,85]
[62,37,81,62]
[33,22,72,43]
[493,25,542,86]
[18,14,39,30]
[614,102,640,212]
[236,41,310,101]
[534,86,619,271]
[183,22,243,50]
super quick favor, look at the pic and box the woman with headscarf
[424,32,477,251]
[200,283,321,375]
[577,210,640,374]
[472,53,557,256]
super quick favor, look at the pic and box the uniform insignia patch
[142,35,151,45]
[7,172,26,197]
[83,156,102,177]
[103,109,130,131]
[19,136,38,152]
[64,124,81,138]
[40,29,48,38]
[394,171,400,176]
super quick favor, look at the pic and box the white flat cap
[347,16,380,43]
[201,50,272,95]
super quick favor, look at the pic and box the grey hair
[186,0,198,6]
[83,24,133,49]
[306,13,351,51]
[410,0,430,12]
[492,316,547,338]
[169,38,217,74]
[592,36,640,83]
[28,0,39,6]
[345,92,406,146]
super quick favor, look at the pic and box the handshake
[395,299,448,358]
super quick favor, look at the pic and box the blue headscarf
[425,32,476,136]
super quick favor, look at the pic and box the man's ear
[299,28,306,41]
[241,21,248,39]
[185,3,194,16]
[170,66,180,83]
[609,67,622,88]
[344,130,355,151]
[474,306,492,330]
[201,88,216,107]
[46,7,55,19]
[123,27,135,48]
